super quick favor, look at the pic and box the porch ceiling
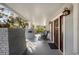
[5,3,64,25]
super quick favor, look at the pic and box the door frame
[50,13,66,55]
[54,19,59,48]
[49,21,54,43]
[60,15,63,52]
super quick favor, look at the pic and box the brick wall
[0,28,26,55]
[0,28,9,55]
[8,28,26,55]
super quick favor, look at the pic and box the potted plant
[35,25,45,34]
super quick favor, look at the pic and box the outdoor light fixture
[63,7,70,16]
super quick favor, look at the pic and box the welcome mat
[48,43,58,49]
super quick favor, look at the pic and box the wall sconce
[63,7,70,16]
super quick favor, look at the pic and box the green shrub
[35,25,45,33]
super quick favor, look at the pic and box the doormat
[48,43,58,49]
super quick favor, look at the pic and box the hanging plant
[7,16,15,28]
[15,17,28,28]
[0,10,28,28]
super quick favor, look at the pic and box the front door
[50,22,53,41]
[60,15,63,52]
[54,19,58,48]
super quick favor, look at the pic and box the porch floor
[26,37,62,55]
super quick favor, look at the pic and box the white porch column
[73,4,78,54]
